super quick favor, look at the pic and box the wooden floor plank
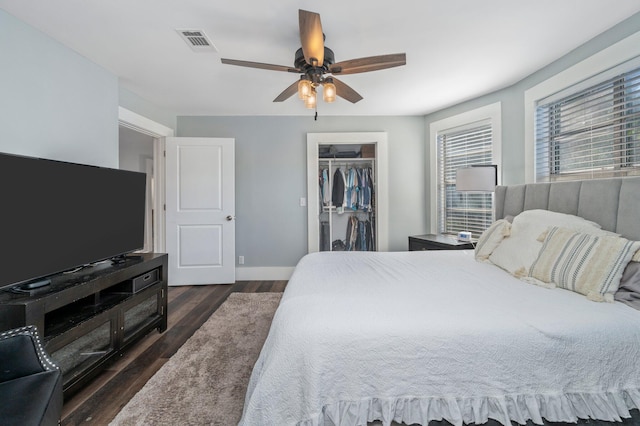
[235,281,262,293]
[61,281,285,425]
[271,280,288,292]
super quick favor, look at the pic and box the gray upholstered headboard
[495,177,640,241]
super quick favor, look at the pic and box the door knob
[226,215,235,221]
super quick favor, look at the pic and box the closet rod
[319,158,375,163]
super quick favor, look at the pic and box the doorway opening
[119,126,155,252]
[118,107,174,253]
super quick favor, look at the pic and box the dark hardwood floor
[61,281,287,425]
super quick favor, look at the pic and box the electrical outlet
[300,197,307,207]
[238,255,245,265]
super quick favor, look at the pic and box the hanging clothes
[357,220,365,251]
[366,219,375,251]
[356,168,364,210]
[345,168,353,210]
[361,168,372,212]
[345,215,357,251]
[339,168,347,214]
[344,215,375,251]
[318,161,376,252]
[345,167,360,211]
[331,167,346,214]
[319,168,330,207]
[320,221,330,252]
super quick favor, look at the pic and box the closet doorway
[307,132,389,253]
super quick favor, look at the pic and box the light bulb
[323,81,336,103]
[298,79,311,100]
[305,88,317,109]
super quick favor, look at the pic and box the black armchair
[0,326,63,426]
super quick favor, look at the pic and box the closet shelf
[321,206,372,213]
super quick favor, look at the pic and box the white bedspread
[239,251,640,426]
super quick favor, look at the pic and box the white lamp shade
[456,166,497,192]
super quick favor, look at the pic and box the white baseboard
[235,267,294,281]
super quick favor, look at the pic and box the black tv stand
[0,252,168,398]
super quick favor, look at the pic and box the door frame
[307,132,389,253]
[118,107,174,253]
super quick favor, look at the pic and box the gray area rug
[110,292,282,426]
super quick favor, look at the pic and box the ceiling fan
[220,9,406,108]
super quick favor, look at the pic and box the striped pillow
[527,227,640,302]
[475,219,511,262]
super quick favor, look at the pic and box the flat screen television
[0,152,146,291]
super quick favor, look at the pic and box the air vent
[176,29,217,52]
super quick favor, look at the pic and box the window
[437,122,494,237]
[429,102,501,238]
[535,67,640,182]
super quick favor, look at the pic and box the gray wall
[177,116,426,266]
[119,87,177,131]
[423,11,640,235]
[0,9,119,168]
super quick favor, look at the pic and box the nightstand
[408,234,475,251]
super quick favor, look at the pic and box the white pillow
[525,226,640,302]
[488,209,617,276]
[475,219,511,262]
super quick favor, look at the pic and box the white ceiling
[2,0,640,117]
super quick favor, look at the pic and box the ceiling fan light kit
[220,9,406,112]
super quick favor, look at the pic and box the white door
[165,137,235,285]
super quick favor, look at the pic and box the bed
[239,177,640,426]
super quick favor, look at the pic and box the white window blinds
[437,123,493,238]
[535,67,640,182]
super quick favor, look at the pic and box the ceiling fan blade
[221,58,300,73]
[299,9,324,66]
[329,53,406,75]
[332,77,363,103]
[273,80,299,102]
